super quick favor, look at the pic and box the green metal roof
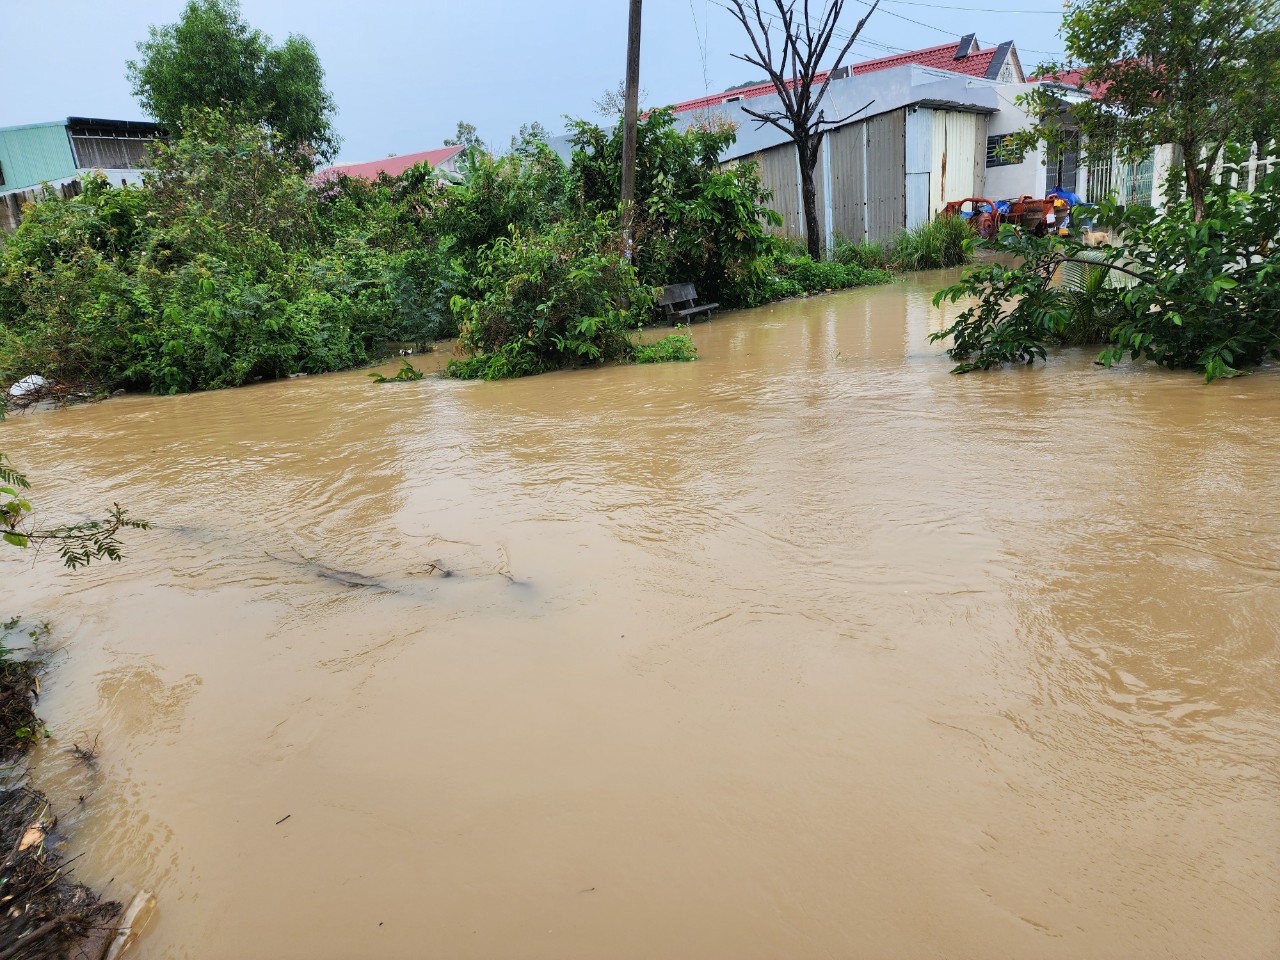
[0,121,76,192]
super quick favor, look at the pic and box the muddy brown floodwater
[3,268,1278,960]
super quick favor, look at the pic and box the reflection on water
[4,270,1278,959]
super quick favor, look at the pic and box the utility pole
[620,0,643,261]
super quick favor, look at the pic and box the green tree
[127,0,339,164]
[509,121,551,156]
[1016,0,1279,221]
[444,121,486,152]
[568,109,781,307]
[930,156,1280,382]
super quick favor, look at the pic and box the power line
[846,0,1066,57]
[710,1,1065,77]
[882,0,1062,12]
[709,0,907,60]
[687,0,712,94]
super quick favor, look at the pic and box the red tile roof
[1030,66,1108,100]
[670,40,1003,115]
[849,40,1000,79]
[323,145,465,181]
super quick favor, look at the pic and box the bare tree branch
[725,0,882,257]
[816,99,876,128]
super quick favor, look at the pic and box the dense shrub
[0,112,406,392]
[446,217,694,380]
[569,110,780,308]
[747,251,892,305]
[931,156,1280,381]
[1099,158,1280,380]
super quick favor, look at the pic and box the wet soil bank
[1,648,121,960]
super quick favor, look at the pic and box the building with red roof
[668,35,1023,117]
[630,34,1038,245]
[319,145,466,183]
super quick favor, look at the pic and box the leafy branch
[1,453,149,569]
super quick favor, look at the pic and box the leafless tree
[726,0,881,258]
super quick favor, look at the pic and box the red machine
[941,194,1073,238]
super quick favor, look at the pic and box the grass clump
[888,214,973,270]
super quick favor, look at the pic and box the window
[986,134,1017,167]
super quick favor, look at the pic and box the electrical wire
[845,0,1066,57]
[688,0,713,94]
[882,0,1062,13]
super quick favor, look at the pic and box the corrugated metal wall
[751,145,801,238]
[904,108,932,229]
[0,123,76,193]
[70,134,152,170]
[828,122,866,241]
[929,111,983,214]
[824,110,908,243]
[746,107,946,246]
[866,109,906,242]
[750,143,826,247]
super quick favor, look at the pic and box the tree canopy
[444,121,486,151]
[127,0,339,164]
[1017,0,1279,220]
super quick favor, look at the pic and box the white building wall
[982,83,1045,200]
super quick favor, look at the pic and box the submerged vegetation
[831,215,973,273]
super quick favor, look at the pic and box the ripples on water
[3,270,1277,959]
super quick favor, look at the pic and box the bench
[657,283,719,325]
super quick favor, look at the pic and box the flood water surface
[4,270,1279,959]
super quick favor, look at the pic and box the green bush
[634,332,697,364]
[447,217,642,380]
[1099,156,1280,380]
[568,110,780,308]
[0,111,415,392]
[931,154,1280,381]
[749,251,892,305]
[890,214,973,271]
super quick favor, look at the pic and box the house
[0,117,161,193]
[317,145,467,183]
[656,35,1030,246]
[0,117,163,231]
[1021,68,1276,212]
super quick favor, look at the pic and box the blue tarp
[1048,186,1084,206]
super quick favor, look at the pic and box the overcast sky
[3,0,1068,163]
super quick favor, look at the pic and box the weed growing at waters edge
[634,332,697,364]
[832,237,890,270]
[890,215,973,271]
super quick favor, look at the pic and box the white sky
[2,0,1070,163]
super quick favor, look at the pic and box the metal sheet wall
[746,108,907,246]
[71,135,152,170]
[750,142,826,247]
[930,111,982,214]
[865,109,906,242]
[751,144,802,239]
[827,122,866,241]
[0,124,76,192]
